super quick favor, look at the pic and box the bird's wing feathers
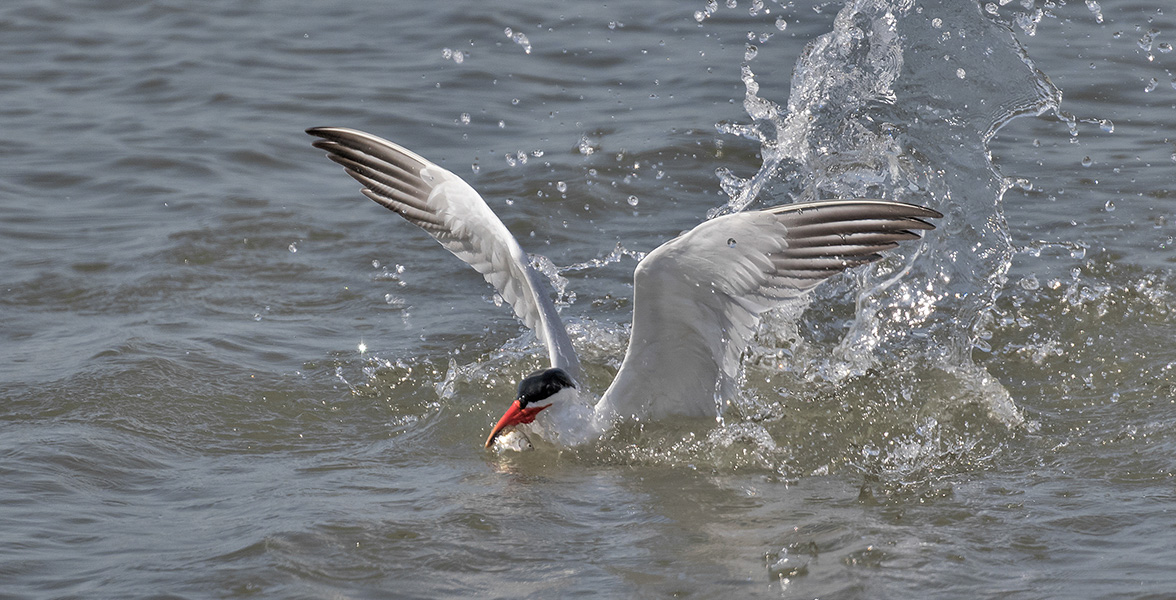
[596,200,938,421]
[307,127,581,379]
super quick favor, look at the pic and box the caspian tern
[307,127,940,449]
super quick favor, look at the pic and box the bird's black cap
[517,368,577,407]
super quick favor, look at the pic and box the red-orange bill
[484,399,552,448]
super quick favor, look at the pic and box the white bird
[307,127,940,448]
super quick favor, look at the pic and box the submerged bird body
[307,127,940,448]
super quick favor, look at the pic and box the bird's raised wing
[307,127,581,379]
[595,200,939,421]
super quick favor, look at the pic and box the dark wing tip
[306,126,363,145]
[901,217,938,231]
[885,202,943,221]
[309,139,336,152]
[772,199,943,224]
[917,205,945,220]
[306,126,341,137]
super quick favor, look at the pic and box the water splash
[361,0,1067,470]
[558,242,647,273]
[717,0,1062,428]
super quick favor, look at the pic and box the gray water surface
[3,0,1176,598]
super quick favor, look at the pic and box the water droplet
[1081,156,1093,167]
[956,68,966,79]
[1145,77,1159,93]
[357,341,367,354]
[744,44,758,61]
[775,17,788,31]
[1138,28,1160,52]
[509,31,531,54]
[288,242,298,253]
[694,10,706,23]
[1019,274,1040,290]
[498,120,505,128]
[1086,0,1104,23]
[1104,200,1115,212]
[556,181,567,193]
[931,18,943,28]
[727,238,737,247]
[627,195,639,206]
[1099,119,1114,133]
[459,113,470,125]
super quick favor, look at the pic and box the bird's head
[484,367,578,448]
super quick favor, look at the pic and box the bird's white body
[308,127,939,447]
